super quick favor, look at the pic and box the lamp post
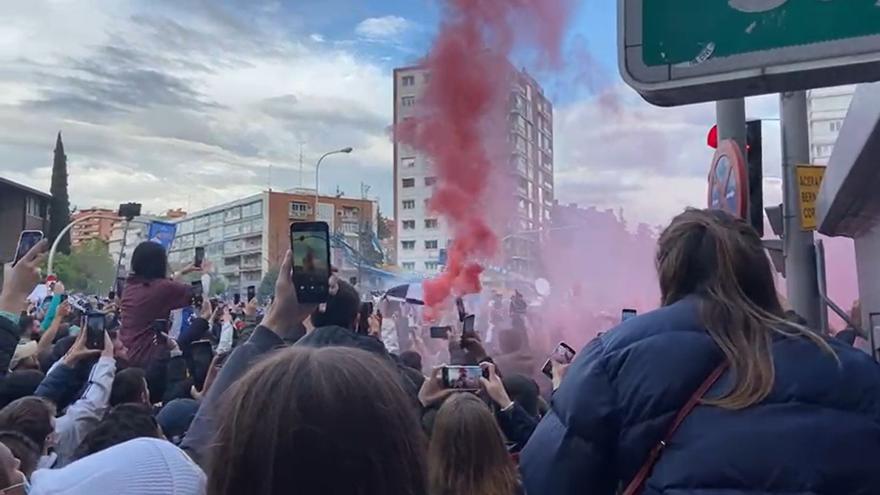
[314,147,353,218]
[47,214,133,276]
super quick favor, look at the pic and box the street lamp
[314,147,354,215]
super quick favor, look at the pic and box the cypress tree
[49,132,71,254]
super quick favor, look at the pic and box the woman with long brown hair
[428,393,520,495]
[206,345,427,495]
[521,208,880,494]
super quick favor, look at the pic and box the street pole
[313,147,354,219]
[113,220,132,283]
[780,91,820,327]
[715,98,747,152]
[47,214,123,276]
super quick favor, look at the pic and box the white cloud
[310,33,325,43]
[355,15,411,41]
[553,83,781,226]
[0,1,395,216]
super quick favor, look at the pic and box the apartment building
[166,190,376,293]
[807,85,856,165]
[71,208,121,247]
[392,66,554,276]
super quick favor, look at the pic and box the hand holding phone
[247,285,256,302]
[85,313,106,350]
[191,281,204,307]
[542,342,576,380]
[13,231,44,267]
[441,365,487,390]
[430,326,451,339]
[194,247,205,268]
[290,222,331,304]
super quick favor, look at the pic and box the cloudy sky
[1,0,785,227]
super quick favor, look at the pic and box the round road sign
[707,139,747,218]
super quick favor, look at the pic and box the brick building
[0,177,50,263]
[71,208,121,247]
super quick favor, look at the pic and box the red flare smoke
[397,0,573,308]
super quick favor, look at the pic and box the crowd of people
[0,207,879,494]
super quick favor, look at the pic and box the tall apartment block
[807,85,857,165]
[392,66,554,276]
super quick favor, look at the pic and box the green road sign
[619,0,880,106]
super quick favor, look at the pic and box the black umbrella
[384,283,425,305]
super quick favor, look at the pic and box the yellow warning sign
[796,165,826,231]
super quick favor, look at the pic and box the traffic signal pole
[780,91,821,327]
[715,98,747,153]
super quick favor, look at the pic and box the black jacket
[0,315,20,378]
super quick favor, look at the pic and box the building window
[402,178,415,188]
[425,219,438,229]
[401,75,415,87]
[402,200,415,210]
[290,201,311,218]
[402,157,416,168]
[402,241,416,250]
[424,177,437,186]
[224,207,241,222]
[401,96,416,107]
[425,261,439,271]
[425,240,438,250]
[829,120,843,132]
[25,196,41,217]
[402,262,415,270]
[402,220,416,230]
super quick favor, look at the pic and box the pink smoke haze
[396,0,574,309]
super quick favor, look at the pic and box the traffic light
[746,120,763,237]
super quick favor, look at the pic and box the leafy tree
[258,266,279,299]
[376,206,392,240]
[49,132,71,255]
[46,239,115,295]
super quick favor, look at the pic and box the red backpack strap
[621,363,728,495]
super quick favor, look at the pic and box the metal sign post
[780,91,820,328]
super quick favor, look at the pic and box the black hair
[311,280,360,330]
[501,374,540,418]
[399,351,423,374]
[0,371,46,409]
[74,403,160,460]
[130,241,168,280]
[110,367,148,407]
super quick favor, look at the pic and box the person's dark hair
[428,393,519,495]
[502,374,540,417]
[0,397,56,454]
[399,350,423,373]
[0,430,40,478]
[74,403,160,460]
[110,367,148,407]
[310,280,360,330]
[0,371,46,409]
[657,208,834,409]
[207,346,427,495]
[498,329,524,354]
[17,315,35,337]
[130,241,169,280]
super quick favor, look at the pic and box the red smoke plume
[396,0,574,308]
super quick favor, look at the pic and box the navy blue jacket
[521,297,880,494]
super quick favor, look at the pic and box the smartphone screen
[622,308,638,322]
[190,340,214,391]
[442,365,484,390]
[194,246,205,268]
[462,314,476,337]
[233,293,241,305]
[247,286,256,302]
[151,319,169,344]
[455,297,467,322]
[13,230,43,266]
[542,342,577,379]
[108,291,116,300]
[430,326,451,339]
[191,281,204,306]
[290,222,331,304]
[85,313,105,350]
